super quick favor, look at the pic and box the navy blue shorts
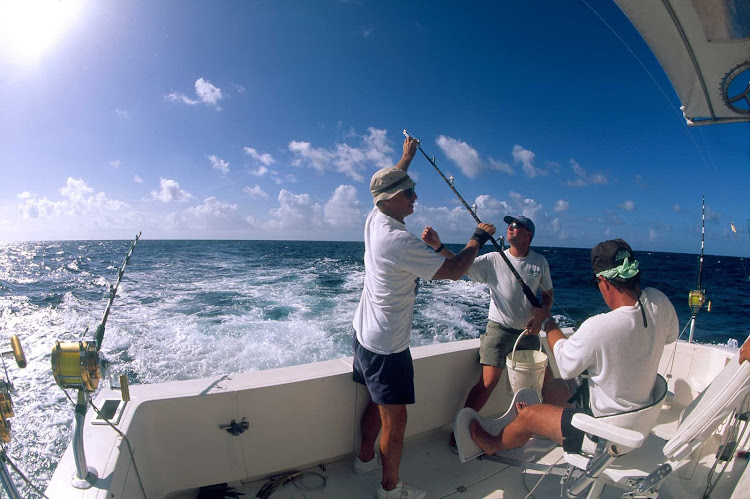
[352,335,415,405]
[561,407,589,453]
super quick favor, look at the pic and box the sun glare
[0,0,84,64]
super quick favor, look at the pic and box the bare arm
[425,223,496,280]
[541,289,554,310]
[394,137,418,172]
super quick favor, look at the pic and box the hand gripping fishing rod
[403,130,541,308]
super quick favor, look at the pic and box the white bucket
[505,331,548,398]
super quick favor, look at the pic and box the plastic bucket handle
[510,327,543,368]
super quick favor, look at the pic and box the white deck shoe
[376,481,426,499]
[353,455,381,474]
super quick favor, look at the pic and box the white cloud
[288,127,394,181]
[250,166,269,177]
[167,197,253,231]
[264,190,324,230]
[508,191,544,220]
[488,157,515,175]
[150,178,192,203]
[324,185,365,228]
[673,203,680,213]
[206,154,230,174]
[566,159,608,187]
[244,146,275,166]
[109,159,120,168]
[17,177,128,219]
[553,199,569,212]
[243,185,269,200]
[165,78,223,110]
[17,191,31,199]
[134,175,143,184]
[649,228,658,240]
[512,145,545,178]
[115,107,129,119]
[361,25,374,38]
[619,200,635,211]
[435,135,483,179]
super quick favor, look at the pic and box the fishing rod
[94,232,141,350]
[688,196,709,343]
[403,129,541,308]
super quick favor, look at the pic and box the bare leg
[464,365,504,412]
[450,365,503,448]
[358,401,381,462]
[541,365,574,407]
[379,404,407,491]
[470,403,564,455]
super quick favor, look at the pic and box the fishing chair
[455,356,750,498]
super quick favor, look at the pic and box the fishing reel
[0,336,27,443]
[688,289,711,314]
[51,340,102,392]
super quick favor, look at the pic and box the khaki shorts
[479,320,540,367]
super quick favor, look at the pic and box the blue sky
[0,1,748,256]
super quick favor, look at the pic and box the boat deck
[169,422,750,499]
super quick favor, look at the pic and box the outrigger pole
[688,196,709,343]
[403,129,541,308]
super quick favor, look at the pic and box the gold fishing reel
[688,289,711,313]
[51,340,101,391]
[0,335,27,443]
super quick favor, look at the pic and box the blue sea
[0,239,748,496]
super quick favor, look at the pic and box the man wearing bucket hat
[353,136,496,499]
[437,214,554,452]
[469,238,678,456]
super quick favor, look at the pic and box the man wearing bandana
[469,239,679,456]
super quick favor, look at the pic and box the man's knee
[479,366,504,390]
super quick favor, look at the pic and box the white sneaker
[376,481,426,499]
[353,454,381,474]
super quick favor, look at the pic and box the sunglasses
[402,188,416,200]
[590,275,602,288]
[508,222,525,231]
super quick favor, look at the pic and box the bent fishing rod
[403,129,541,308]
[94,232,142,350]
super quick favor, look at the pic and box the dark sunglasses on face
[590,275,601,288]
[402,188,416,200]
[508,222,525,231]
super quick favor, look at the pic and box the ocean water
[0,239,748,496]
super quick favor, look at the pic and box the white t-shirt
[466,249,552,330]
[553,287,679,417]
[353,208,445,355]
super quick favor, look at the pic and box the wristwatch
[540,316,553,332]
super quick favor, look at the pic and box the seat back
[597,374,668,435]
[663,354,750,462]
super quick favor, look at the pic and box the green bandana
[596,257,640,280]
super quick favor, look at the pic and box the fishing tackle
[688,197,709,343]
[403,129,541,308]
[50,232,141,490]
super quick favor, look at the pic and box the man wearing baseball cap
[352,136,496,499]
[469,238,678,457]
[435,213,554,451]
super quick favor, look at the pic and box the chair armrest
[571,413,646,449]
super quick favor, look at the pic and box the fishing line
[403,129,542,309]
[578,0,717,175]
[0,446,50,499]
[60,388,148,499]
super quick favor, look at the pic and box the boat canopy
[615,0,750,126]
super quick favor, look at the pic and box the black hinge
[219,417,249,436]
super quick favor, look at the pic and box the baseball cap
[370,167,416,204]
[503,215,535,237]
[590,239,639,281]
